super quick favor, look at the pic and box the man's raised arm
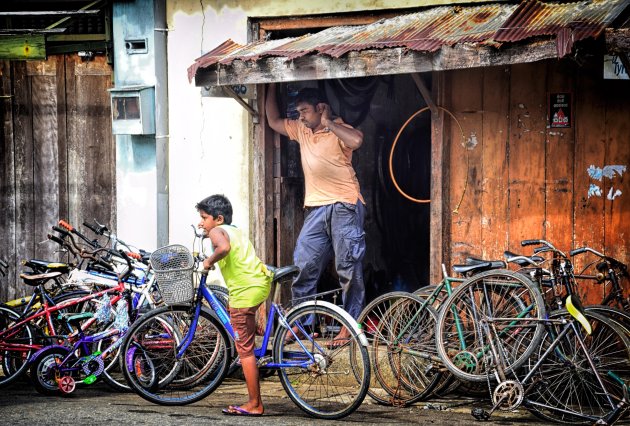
[265,83,288,137]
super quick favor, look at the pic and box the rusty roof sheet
[188,0,630,82]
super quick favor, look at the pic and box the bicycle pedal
[257,356,272,367]
[471,407,491,421]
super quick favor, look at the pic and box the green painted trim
[0,34,46,59]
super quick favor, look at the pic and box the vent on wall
[125,38,147,54]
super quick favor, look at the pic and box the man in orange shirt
[265,83,366,345]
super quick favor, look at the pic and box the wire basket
[150,244,194,305]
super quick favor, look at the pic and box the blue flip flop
[222,406,263,416]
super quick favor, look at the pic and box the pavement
[0,375,564,426]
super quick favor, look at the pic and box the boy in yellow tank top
[196,194,271,417]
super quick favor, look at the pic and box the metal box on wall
[109,85,155,134]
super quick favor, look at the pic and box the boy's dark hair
[295,87,325,108]
[196,194,233,224]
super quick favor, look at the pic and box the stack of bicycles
[0,219,162,393]
[354,238,629,424]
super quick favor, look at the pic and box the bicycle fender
[290,300,369,347]
[28,345,69,364]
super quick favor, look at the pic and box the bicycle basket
[150,244,194,305]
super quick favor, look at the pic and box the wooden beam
[0,34,45,60]
[0,10,100,16]
[195,40,558,87]
[411,73,437,115]
[606,28,630,53]
[221,85,258,121]
[257,14,397,31]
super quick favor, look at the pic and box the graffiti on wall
[587,165,626,200]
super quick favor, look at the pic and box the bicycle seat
[504,251,544,266]
[452,262,492,276]
[465,256,507,269]
[266,265,299,283]
[58,311,94,328]
[24,259,72,274]
[19,271,63,286]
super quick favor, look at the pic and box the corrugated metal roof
[188,0,630,82]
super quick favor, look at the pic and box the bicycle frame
[0,280,127,354]
[176,271,366,369]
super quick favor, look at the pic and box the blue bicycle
[119,244,370,420]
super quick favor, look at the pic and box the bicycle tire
[435,270,546,382]
[525,309,630,424]
[29,346,73,395]
[0,304,36,387]
[119,304,230,405]
[354,291,442,406]
[273,303,370,420]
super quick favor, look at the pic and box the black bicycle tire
[0,304,35,387]
[119,304,230,405]
[525,309,630,424]
[273,303,370,420]
[29,346,73,395]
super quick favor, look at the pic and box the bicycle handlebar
[59,219,98,248]
[570,246,628,275]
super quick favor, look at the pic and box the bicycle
[434,265,630,423]
[120,244,371,419]
[354,260,504,406]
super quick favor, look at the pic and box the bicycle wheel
[435,270,546,382]
[29,346,73,395]
[354,292,441,406]
[525,310,630,424]
[273,303,370,420]
[119,304,230,405]
[0,304,36,387]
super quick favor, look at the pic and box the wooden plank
[480,66,510,260]
[507,62,548,249]
[430,71,447,283]
[12,61,34,299]
[67,54,115,230]
[31,58,60,260]
[195,41,558,87]
[0,61,17,301]
[252,83,275,263]
[603,78,630,273]
[544,60,575,256]
[448,68,484,264]
[0,34,45,60]
[56,55,69,223]
[573,63,606,289]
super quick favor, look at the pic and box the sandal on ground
[222,405,263,416]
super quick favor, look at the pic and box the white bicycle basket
[150,244,194,305]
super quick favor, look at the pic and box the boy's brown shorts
[229,304,260,359]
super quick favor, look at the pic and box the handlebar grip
[521,239,541,246]
[47,234,66,246]
[533,247,547,254]
[52,225,71,237]
[58,220,73,231]
[83,221,102,235]
[94,258,114,271]
[125,251,141,260]
[569,247,588,256]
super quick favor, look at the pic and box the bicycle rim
[436,270,546,382]
[0,305,35,387]
[120,305,230,405]
[525,310,630,424]
[273,304,370,420]
[357,292,441,405]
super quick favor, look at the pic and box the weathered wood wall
[0,54,115,301]
[444,59,630,303]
